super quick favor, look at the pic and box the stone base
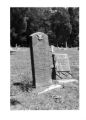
[36,79,53,88]
[52,79,78,85]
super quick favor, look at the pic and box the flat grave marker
[55,53,71,71]
[54,53,72,79]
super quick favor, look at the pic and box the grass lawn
[10,47,79,110]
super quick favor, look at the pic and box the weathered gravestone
[30,32,52,87]
[54,53,72,79]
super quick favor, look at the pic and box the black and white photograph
[10,7,79,110]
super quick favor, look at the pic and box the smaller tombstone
[51,45,54,54]
[54,53,72,79]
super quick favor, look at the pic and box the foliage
[68,7,79,47]
[10,7,79,47]
[49,8,72,47]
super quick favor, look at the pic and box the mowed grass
[10,47,79,110]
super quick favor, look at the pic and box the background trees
[68,7,79,47]
[10,7,79,47]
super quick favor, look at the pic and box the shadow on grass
[10,99,21,106]
[13,81,33,92]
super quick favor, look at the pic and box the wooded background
[10,7,79,47]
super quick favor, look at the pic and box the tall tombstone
[30,32,52,87]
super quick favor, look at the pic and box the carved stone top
[30,32,45,41]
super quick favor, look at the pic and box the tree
[68,7,79,47]
[10,7,79,47]
[10,8,27,47]
[49,8,72,47]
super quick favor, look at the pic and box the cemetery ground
[10,47,79,110]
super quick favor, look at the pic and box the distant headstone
[30,32,52,87]
[54,53,72,79]
[55,54,70,71]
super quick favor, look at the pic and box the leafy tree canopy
[10,7,79,47]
